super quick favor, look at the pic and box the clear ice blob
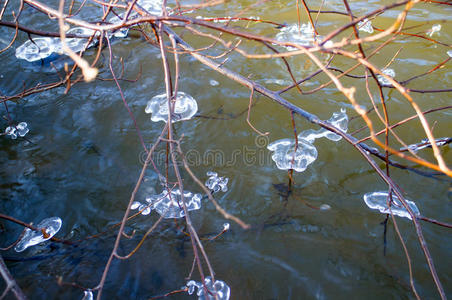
[14,217,62,252]
[130,201,151,215]
[298,109,348,143]
[82,290,93,300]
[4,122,29,139]
[319,204,331,210]
[15,37,58,62]
[448,50,452,58]
[267,138,318,172]
[400,137,450,153]
[363,191,420,220]
[377,68,395,85]
[223,223,230,231]
[205,171,228,193]
[185,277,230,300]
[65,27,98,53]
[146,188,202,218]
[16,122,30,137]
[209,79,219,86]
[357,18,373,33]
[145,92,198,123]
[428,24,441,37]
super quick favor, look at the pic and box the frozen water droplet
[131,201,141,210]
[5,126,17,139]
[14,217,62,252]
[5,122,29,139]
[267,138,318,172]
[147,189,202,218]
[400,137,450,152]
[15,37,58,62]
[205,172,229,193]
[357,18,373,34]
[138,204,151,215]
[377,68,395,85]
[16,122,29,137]
[209,79,219,86]
[223,223,230,231]
[447,50,452,58]
[319,204,331,210]
[428,24,441,37]
[145,92,198,123]
[82,290,93,300]
[186,277,230,300]
[363,191,420,220]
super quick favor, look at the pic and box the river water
[0,0,451,299]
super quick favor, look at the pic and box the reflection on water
[0,0,451,299]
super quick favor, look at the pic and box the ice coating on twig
[15,38,58,62]
[14,217,62,252]
[185,277,230,300]
[16,28,98,62]
[377,68,395,85]
[427,24,441,37]
[363,191,420,220]
[205,171,229,193]
[357,18,373,33]
[82,290,93,300]
[145,92,198,123]
[65,27,98,53]
[146,188,202,218]
[448,50,452,58]
[298,108,348,143]
[400,137,450,153]
[268,109,347,172]
[223,223,230,231]
[5,122,29,139]
[267,138,318,172]
[130,201,151,215]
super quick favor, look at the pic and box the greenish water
[0,0,451,299]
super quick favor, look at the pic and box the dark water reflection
[1,0,452,299]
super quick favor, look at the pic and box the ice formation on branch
[447,50,452,58]
[137,0,164,15]
[14,217,62,252]
[363,191,420,220]
[82,290,93,300]
[5,122,29,139]
[130,201,151,215]
[185,276,230,300]
[376,68,395,85]
[205,171,229,193]
[268,109,348,172]
[400,137,450,153]
[357,18,373,34]
[145,92,198,123]
[298,108,348,143]
[144,188,202,218]
[15,27,98,62]
[267,138,318,172]
[427,24,441,37]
